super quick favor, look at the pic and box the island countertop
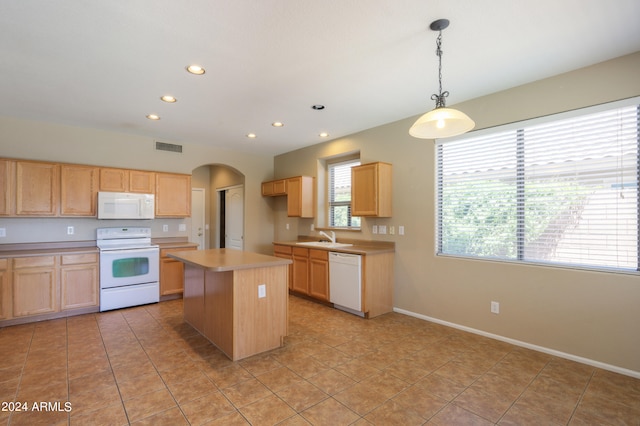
[167,248,292,272]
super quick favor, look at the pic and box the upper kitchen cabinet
[0,159,14,216]
[261,179,287,196]
[155,172,191,217]
[351,162,392,217]
[287,176,314,218]
[15,160,59,216]
[99,168,155,193]
[60,164,99,216]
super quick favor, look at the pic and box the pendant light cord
[431,31,449,109]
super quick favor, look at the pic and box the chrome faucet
[319,230,336,243]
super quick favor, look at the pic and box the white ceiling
[1,1,639,156]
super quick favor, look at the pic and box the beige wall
[273,52,640,374]
[0,117,275,253]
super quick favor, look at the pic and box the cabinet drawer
[273,245,292,255]
[161,246,196,258]
[13,256,56,269]
[309,249,328,261]
[61,253,98,265]
[292,247,309,257]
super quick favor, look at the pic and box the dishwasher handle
[329,252,361,265]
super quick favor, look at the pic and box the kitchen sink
[295,241,354,249]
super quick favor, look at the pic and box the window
[437,99,639,272]
[328,159,361,228]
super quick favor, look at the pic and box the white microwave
[98,192,155,219]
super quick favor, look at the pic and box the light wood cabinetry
[273,244,293,290]
[12,255,58,317]
[15,161,59,216]
[160,246,197,296]
[291,247,310,294]
[0,259,10,320]
[60,253,98,310]
[287,246,329,301]
[287,176,314,218]
[261,176,314,217]
[0,159,14,216]
[99,168,155,193]
[351,162,392,217]
[99,168,128,192]
[60,164,99,216]
[309,249,329,301]
[129,170,155,193]
[155,172,191,217]
[261,179,287,196]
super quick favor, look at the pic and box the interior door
[191,188,205,249]
[225,186,244,250]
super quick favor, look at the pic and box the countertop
[0,238,196,258]
[167,248,292,272]
[272,240,395,255]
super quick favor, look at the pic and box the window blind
[328,159,361,228]
[437,100,639,272]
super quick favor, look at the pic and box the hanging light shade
[410,19,474,139]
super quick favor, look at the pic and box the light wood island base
[168,249,291,361]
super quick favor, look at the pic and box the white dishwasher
[329,252,362,315]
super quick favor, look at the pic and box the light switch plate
[0,228,6,238]
[179,224,187,231]
[258,284,266,298]
[378,225,387,234]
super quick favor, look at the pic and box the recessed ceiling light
[160,95,177,103]
[272,122,284,127]
[246,133,257,138]
[146,114,160,120]
[186,64,205,75]
[311,104,325,110]
[319,132,329,138]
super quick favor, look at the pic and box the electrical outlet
[258,284,266,298]
[67,226,74,235]
[372,225,378,234]
[378,225,387,234]
[163,224,169,232]
[491,301,500,314]
[399,225,405,235]
[286,223,290,230]
[310,224,315,231]
[0,228,6,238]
[389,226,395,235]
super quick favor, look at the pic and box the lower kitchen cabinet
[12,255,58,317]
[1,250,100,325]
[309,249,329,301]
[60,253,98,310]
[287,246,329,302]
[0,259,10,319]
[273,244,293,289]
[160,246,197,296]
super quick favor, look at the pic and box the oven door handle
[100,247,159,255]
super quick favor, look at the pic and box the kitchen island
[167,248,291,361]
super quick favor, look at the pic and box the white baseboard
[393,307,640,380]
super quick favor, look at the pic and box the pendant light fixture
[409,19,474,139]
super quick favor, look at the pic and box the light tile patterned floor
[1,295,639,425]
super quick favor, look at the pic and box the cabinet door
[262,181,275,196]
[99,168,129,192]
[287,176,314,218]
[291,247,309,294]
[351,162,392,217]
[309,249,329,301]
[0,259,11,320]
[15,161,59,216]
[160,247,196,296]
[273,245,293,290]
[0,159,14,216]
[13,256,58,317]
[155,173,191,217]
[60,253,98,310]
[129,170,155,193]
[61,164,99,216]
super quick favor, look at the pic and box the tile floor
[1,295,639,425]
